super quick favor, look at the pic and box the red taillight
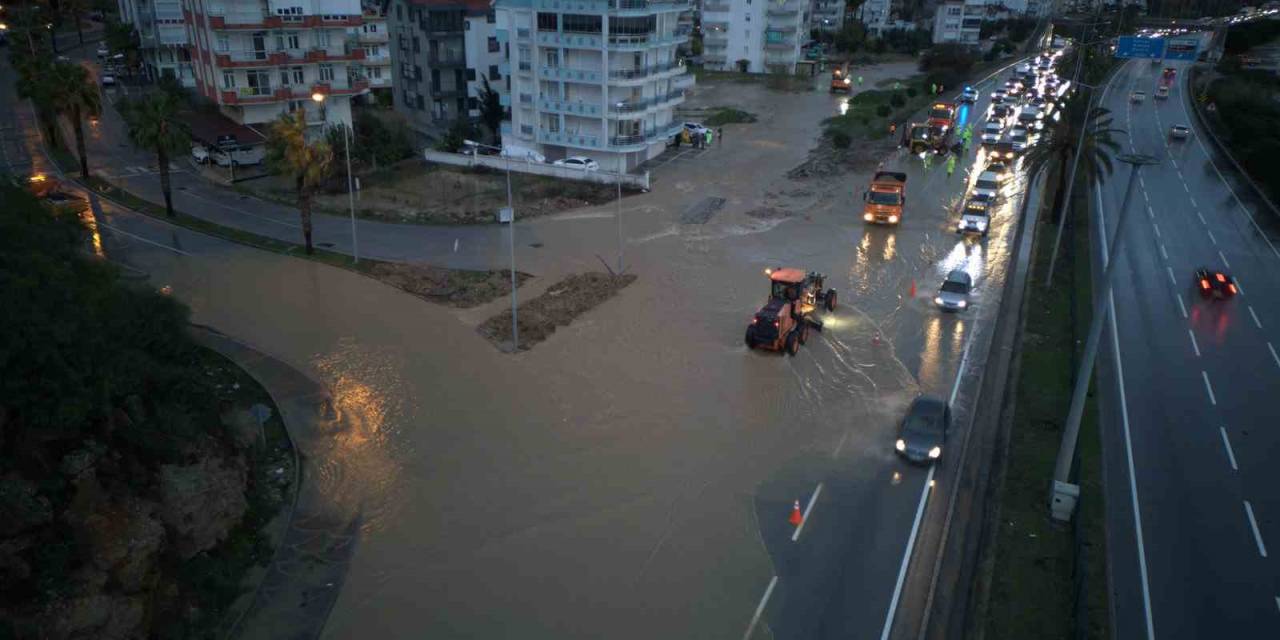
[751,317,758,324]
[1216,273,1226,283]
[1200,279,1210,289]
[1229,284,1238,294]
[773,320,780,327]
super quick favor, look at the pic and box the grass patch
[982,172,1109,640]
[703,106,759,127]
[478,272,637,352]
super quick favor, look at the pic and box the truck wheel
[786,331,799,356]
[825,290,837,311]
[745,326,756,349]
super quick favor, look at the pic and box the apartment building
[183,0,371,128]
[351,0,391,102]
[932,0,983,46]
[810,0,844,32]
[387,0,499,140]
[701,0,805,73]
[495,0,695,172]
[853,0,890,35]
[117,0,197,85]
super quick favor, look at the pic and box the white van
[210,145,265,167]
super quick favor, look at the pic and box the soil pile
[478,273,638,351]
[367,262,532,308]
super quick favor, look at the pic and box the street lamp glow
[311,92,326,103]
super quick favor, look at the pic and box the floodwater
[5,54,1029,639]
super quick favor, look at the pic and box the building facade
[387,0,498,140]
[117,0,197,85]
[854,0,891,35]
[182,0,371,128]
[495,0,694,172]
[351,1,392,102]
[931,0,983,46]
[810,0,844,32]
[701,0,805,73]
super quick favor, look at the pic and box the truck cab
[927,101,958,132]
[863,171,907,225]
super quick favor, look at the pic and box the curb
[1185,65,1280,219]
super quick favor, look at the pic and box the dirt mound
[745,206,794,220]
[478,272,638,352]
[787,137,899,179]
[367,262,532,308]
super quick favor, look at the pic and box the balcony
[702,21,728,32]
[607,60,682,80]
[541,66,603,83]
[303,48,365,62]
[766,5,801,17]
[357,30,389,44]
[432,84,465,98]
[606,32,688,51]
[537,129,602,149]
[607,90,683,114]
[606,0,692,13]
[538,31,602,49]
[207,14,284,30]
[703,2,731,11]
[764,39,797,51]
[428,52,467,67]
[214,51,288,68]
[538,98,603,116]
[516,27,530,40]
[607,121,681,149]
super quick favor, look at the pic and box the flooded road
[4,54,1031,639]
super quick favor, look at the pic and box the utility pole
[615,173,624,274]
[1050,153,1159,523]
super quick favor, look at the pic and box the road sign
[1115,36,1166,59]
[1164,36,1201,61]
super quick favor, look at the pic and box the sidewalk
[193,327,360,640]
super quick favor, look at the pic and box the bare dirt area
[477,272,638,351]
[786,135,902,179]
[364,260,532,308]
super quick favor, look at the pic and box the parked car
[96,44,109,59]
[191,144,210,164]
[100,73,116,87]
[553,156,599,171]
[683,122,709,137]
[895,396,951,463]
[209,145,265,167]
[934,269,973,312]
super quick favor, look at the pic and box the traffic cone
[789,500,803,527]
[909,280,917,298]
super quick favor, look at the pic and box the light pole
[1050,152,1159,523]
[615,174,624,274]
[463,138,519,351]
[312,92,359,264]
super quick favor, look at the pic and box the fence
[422,150,651,190]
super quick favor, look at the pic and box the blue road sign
[1164,36,1201,61]
[1115,36,1166,59]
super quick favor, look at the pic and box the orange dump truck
[862,171,907,224]
[830,67,852,93]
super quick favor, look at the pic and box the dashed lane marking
[1188,330,1201,357]
[1269,343,1280,370]
[1220,251,1232,269]
[742,576,777,640]
[1160,244,1169,260]
[1167,266,1177,286]
[1202,371,1217,406]
[791,483,823,542]
[1176,294,1188,319]
[1220,427,1238,471]
[1249,305,1261,329]
[1245,501,1268,558]
[1197,211,1207,225]
[1207,229,1217,245]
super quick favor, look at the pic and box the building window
[292,66,304,84]
[277,32,300,50]
[396,4,402,20]
[487,9,495,23]
[216,35,229,51]
[319,64,335,82]
[280,69,291,85]
[489,64,500,80]
[418,95,426,110]
[415,65,423,80]
[315,29,331,47]
[222,71,236,89]
[468,97,479,109]
[369,66,382,79]
[466,68,476,81]
[363,23,378,33]
[562,13,602,34]
[246,70,271,94]
[488,36,499,52]
[412,36,420,53]
[536,12,558,31]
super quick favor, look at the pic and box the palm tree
[12,58,61,147]
[50,63,102,180]
[1024,98,1124,223]
[266,110,334,255]
[119,91,190,217]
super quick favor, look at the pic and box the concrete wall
[423,150,651,190]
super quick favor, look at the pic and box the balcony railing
[428,52,466,66]
[764,40,796,50]
[607,60,681,79]
[608,121,681,147]
[538,98,603,116]
[538,129,602,149]
[703,2,731,11]
[516,27,530,39]
[608,90,683,113]
[541,66,603,82]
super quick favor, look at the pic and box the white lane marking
[1153,222,1162,239]
[99,222,194,256]
[1188,330,1201,357]
[1147,205,1154,219]
[1202,371,1217,405]
[1245,501,1269,558]
[1160,244,1169,260]
[1166,266,1177,286]
[832,430,850,458]
[1220,427,1238,471]
[1141,189,1150,204]
[791,483,824,542]
[1140,176,1146,189]
[1268,343,1280,370]
[1096,167,1156,640]
[1249,305,1262,329]
[1219,250,1232,269]
[880,465,934,640]
[1189,196,1198,208]
[1176,294,1188,319]
[1235,278,1246,295]
[1275,596,1279,615]
[1182,181,1190,193]
[1197,211,1207,225]
[1207,229,1218,245]
[949,333,976,406]
[742,575,777,640]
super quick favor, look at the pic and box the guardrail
[423,150,650,190]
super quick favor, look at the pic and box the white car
[1130,90,1146,103]
[972,171,1001,200]
[1170,124,1191,140]
[981,121,1004,144]
[191,144,210,164]
[554,156,599,171]
[683,122,709,137]
[934,270,973,311]
[100,73,116,87]
[96,44,109,59]
[1009,127,1031,152]
[991,89,1008,103]
[960,86,980,103]
[957,199,991,236]
[1018,105,1041,126]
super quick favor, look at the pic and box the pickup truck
[862,171,907,225]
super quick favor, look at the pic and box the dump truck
[862,171,907,225]
[926,101,958,132]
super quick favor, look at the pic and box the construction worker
[931,83,937,95]
[946,154,957,178]
[857,75,864,86]
[894,81,902,91]
[923,152,933,170]
[717,127,723,146]
[705,129,713,147]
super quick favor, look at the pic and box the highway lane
[1095,54,1280,640]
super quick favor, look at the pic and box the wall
[424,149,651,189]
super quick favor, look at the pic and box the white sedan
[554,156,599,171]
[980,121,1004,144]
[1170,124,1191,140]
[1130,90,1146,103]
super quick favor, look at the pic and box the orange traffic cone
[909,279,917,297]
[789,500,803,527]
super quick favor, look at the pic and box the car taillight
[1229,284,1238,294]
[773,320,779,327]
[1200,279,1210,289]
[751,317,758,324]
[1216,273,1226,283]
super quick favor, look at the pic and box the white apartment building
[495,0,695,172]
[351,1,391,102]
[810,0,844,32]
[932,0,983,46]
[117,0,197,85]
[183,0,371,128]
[854,0,890,35]
[701,0,806,73]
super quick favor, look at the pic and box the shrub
[831,130,852,148]
[890,93,906,108]
[906,86,918,98]
[876,104,892,117]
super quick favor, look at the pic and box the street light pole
[615,174,624,274]
[465,138,519,351]
[313,91,359,263]
[1050,153,1159,522]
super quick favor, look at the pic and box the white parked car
[191,144,210,164]
[981,121,1004,145]
[1170,124,1191,140]
[96,44,109,59]
[683,122,710,137]
[553,156,599,171]
[100,73,116,87]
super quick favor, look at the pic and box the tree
[119,90,191,217]
[104,21,142,74]
[475,76,503,144]
[266,111,334,254]
[50,63,102,180]
[435,118,476,153]
[833,21,866,53]
[1024,101,1123,223]
[62,0,88,45]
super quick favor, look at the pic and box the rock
[73,494,165,593]
[0,474,52,537]
[158,456,248,559]
[0,536,33,583]
[220,408,261,449]
[45,593,146,640]
[59,441,106,479]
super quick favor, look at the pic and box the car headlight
[888,215,899,223]
[863,213,873,221]
[928,446,942,459]
[977,221,988,230]
[957,222,966,230]
[896,439,907,452]
[956,300,967,308]
[934,296,945,305]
